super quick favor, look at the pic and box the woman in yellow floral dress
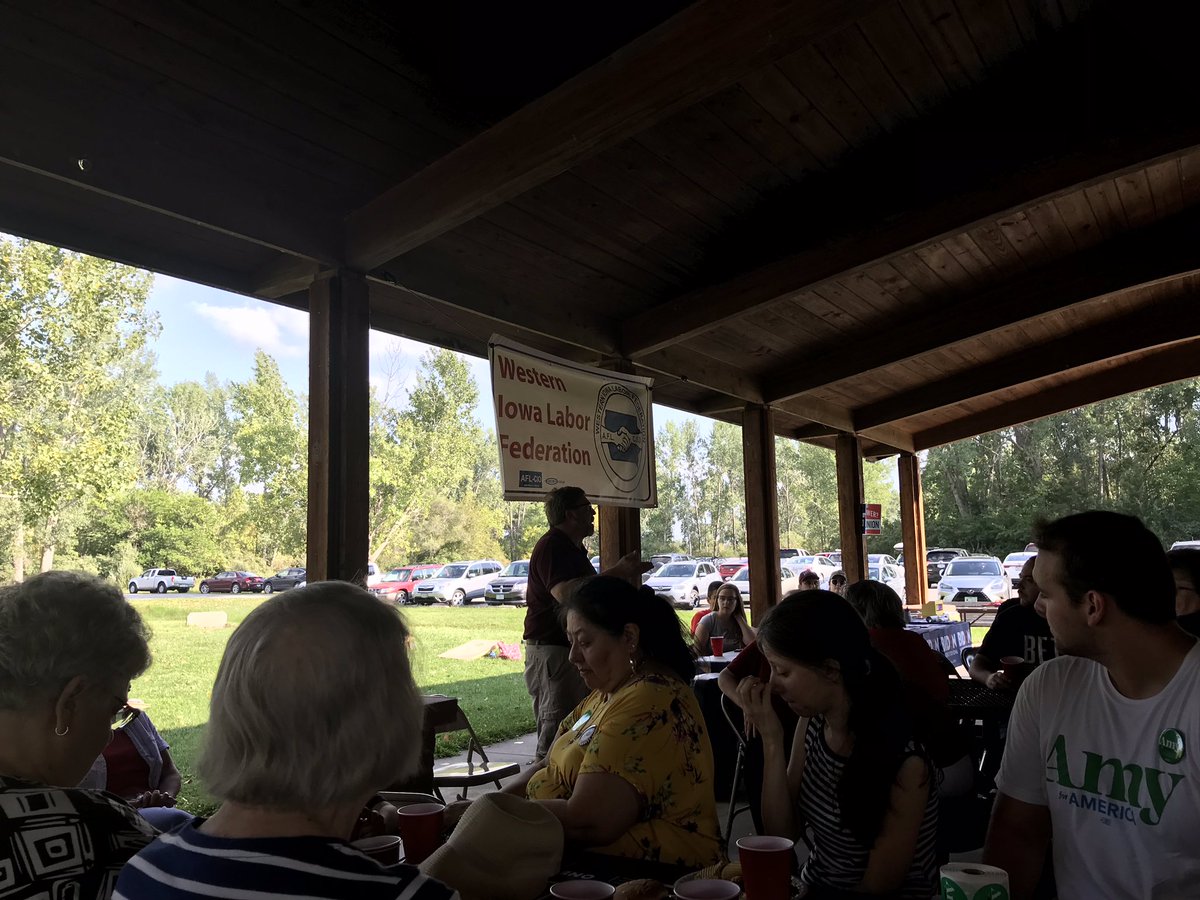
[505,576,721,868]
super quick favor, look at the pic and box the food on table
[612,878,670,899]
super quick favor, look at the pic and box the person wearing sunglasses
[0,571,157,899]
[79,704,192,831]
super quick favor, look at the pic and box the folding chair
[719,693,752,849]
[429,701,521,802]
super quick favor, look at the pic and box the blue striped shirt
[114,822,459,900]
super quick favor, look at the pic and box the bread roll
[613,878,670,900]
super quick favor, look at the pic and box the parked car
[927,548,969,587]
[412,559,505,605]
[718,557,748,579]
[644,559,720,608]
[1170,540,1200,551]
[779,548,807,560]
[365,562,384,587]
[485,560,532,606]
[263,567,306,593]
[869,562,906,596]
[817,550,842,566]
[128,568,193,594]
[649,552,692,570]
[1001,551,1037,586]
[590,555,600,573]
[937,556,1012,604]
[791,555,840,590]
[371,564,442,602]
[869,553,899,568]
[199,571,264,594]
[729,564,801,606]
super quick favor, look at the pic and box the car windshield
[869,566,881,579]
[732,568,750,582]
[1003,553,1035,565]
[438,565,467,578]
[794,556,816,565]
[658,563,695,578]
[503,561,530,577]
[946,560,1001,576]
[929,551,961,562]
[387,569,411,581]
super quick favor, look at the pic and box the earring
[54,724,69,737]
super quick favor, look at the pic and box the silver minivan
[412,559,505,606]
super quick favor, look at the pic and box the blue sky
[149,275,708,435]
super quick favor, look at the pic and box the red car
[199,571,264,594]
[718,558,748,580]
[370,564,442,603]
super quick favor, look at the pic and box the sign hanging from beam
[489,335,656,507]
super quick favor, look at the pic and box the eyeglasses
[111,705,140,731]
[571,502,594,513]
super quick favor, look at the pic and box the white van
[412,559,505,606]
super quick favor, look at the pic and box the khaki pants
[524,642,587,759]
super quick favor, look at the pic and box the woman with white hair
[115,581,457,900]
[0,571,158,899]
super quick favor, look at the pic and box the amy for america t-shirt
[996,641,1200,899]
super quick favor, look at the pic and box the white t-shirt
[997,640,1200,899]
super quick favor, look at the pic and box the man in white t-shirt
[984,511,1200,899]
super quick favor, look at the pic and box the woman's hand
[742,678,783,746]
[130,790,176,809]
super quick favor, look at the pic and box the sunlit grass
[129,597,534,815]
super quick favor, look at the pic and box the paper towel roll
[940,863,1010,900]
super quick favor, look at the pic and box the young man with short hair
[983,511,1200,899]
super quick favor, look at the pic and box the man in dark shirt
[524,485,648,758]
[970,556,1055,690]
[1167,547,1200,637]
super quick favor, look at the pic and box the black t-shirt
[524,527,594,643]
[1178,611,1200,638]
[979,602,1056,665]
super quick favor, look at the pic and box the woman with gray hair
[0,571,157,899]
[115,581,457,900]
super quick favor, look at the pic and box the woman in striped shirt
[742,592,938,899]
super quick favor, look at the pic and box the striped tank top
[796,716,939,899]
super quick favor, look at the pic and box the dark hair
[757,591,913,846]
[564,576,696,684]
[1166,548,1200,588]
[544,486,587,526]
[799,569,821,584]
[845,579,906,630]
[707,579,724,599]
[713,581,744,617]
[1035,511,1174,624]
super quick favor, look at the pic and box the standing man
[983,511,1200,899]
[969,556,1055,690]
[524,486,648,759]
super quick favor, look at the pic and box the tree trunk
[40,513,58,572]
[12,520,24,582]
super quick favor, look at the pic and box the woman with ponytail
[506,576,721,867]
[743,590,938,899]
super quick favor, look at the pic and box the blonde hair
[199,581,423,809]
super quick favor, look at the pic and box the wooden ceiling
[4,0,1199,456]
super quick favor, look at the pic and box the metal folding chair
[719,693,752,849]
[429,701,521,802]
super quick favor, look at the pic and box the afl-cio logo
[594,383,648,492]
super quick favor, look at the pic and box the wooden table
[697,651,734,673]
[541,850,695,898]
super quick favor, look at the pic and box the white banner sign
[489,335,656,507]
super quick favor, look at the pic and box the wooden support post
[307,270,370,585]
[743,405,781,623]
[898,452,928,607]
[836,433,867,584]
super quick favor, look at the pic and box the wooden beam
[634,346,765,405]
[835,433,867,585]
[898,453,928,607]
[742,405,781,623]
[251,255,325,300]
[854,283,1200,429]
[912,338,1200,450]
[345,0,887,271]
[763,208,1200,403]
[307,271,371,585]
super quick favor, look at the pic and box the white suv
[412,560,505,606]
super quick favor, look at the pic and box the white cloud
[193,301,309,358]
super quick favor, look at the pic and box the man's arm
[550,551,649,602]
[969,651,1012,689]
[983,793,1052,900]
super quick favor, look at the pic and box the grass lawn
[129,596,534,815]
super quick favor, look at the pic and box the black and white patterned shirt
[0,774,157,900]
[796,718,939,900]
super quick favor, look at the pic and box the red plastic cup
[710,635,725,657]
[351,834,402,865]
[396,802,445,864]
[737,835,794,900]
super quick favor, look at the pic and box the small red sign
[862,503,882,536]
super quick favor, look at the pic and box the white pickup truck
[129,568,194,594]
